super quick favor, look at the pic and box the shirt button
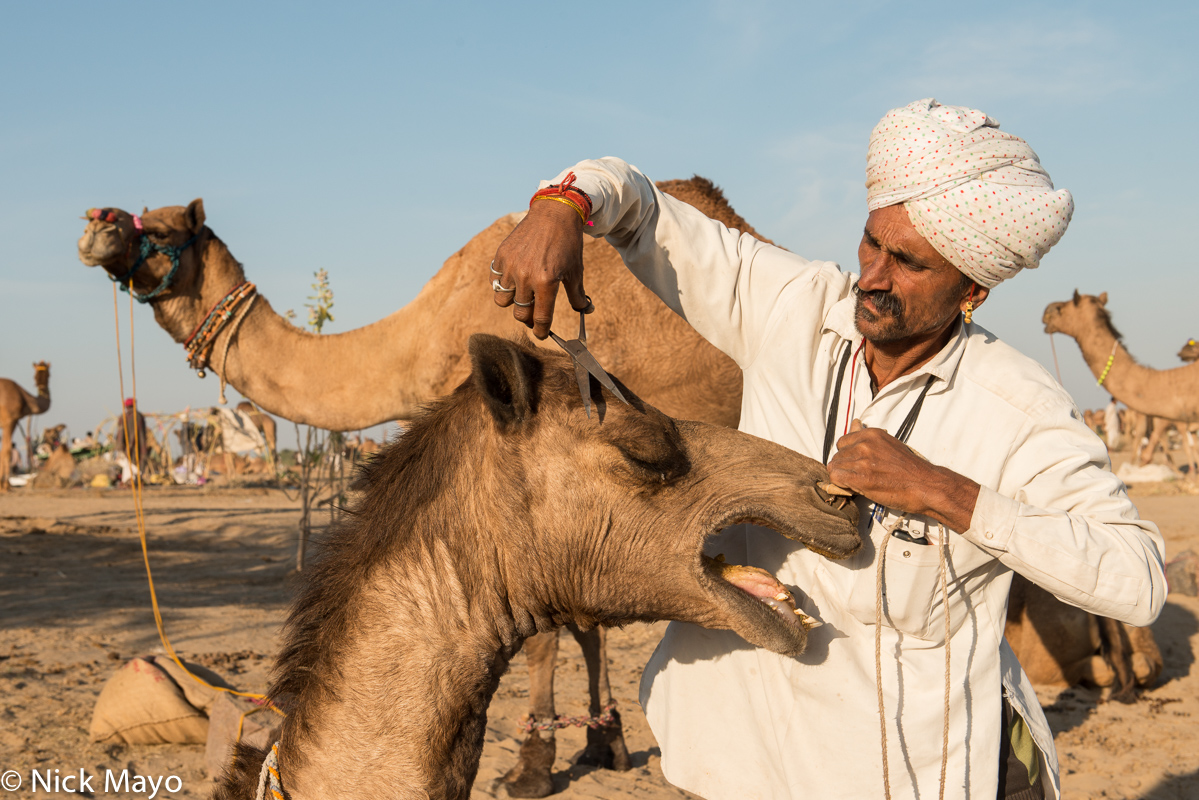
[903,550,911,558]
[985,532,994,540]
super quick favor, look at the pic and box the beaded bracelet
[532,195,588,222]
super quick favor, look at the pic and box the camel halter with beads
[88,208,199,303]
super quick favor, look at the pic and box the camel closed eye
[616,448,689,485]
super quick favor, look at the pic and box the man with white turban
[491,99,1163,800]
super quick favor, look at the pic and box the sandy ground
[1,479,1197,800]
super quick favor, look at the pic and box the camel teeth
[774,592,790,602]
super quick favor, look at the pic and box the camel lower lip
[702,555,818,633]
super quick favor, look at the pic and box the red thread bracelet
[531,171,594,225]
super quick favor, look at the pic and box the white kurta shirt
[547,158,1167,800]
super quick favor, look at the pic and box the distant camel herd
[0,181,1185,797]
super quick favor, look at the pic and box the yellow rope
[112,284,284,717]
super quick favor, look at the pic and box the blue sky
[2,1,1196,450]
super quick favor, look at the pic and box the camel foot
[1132,652,1155,685]
[501,732,556,798]
[574,709,631,771]
[1083,654,1115,688]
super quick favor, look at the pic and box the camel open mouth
[691,493,859,657]
[704,555,820,631]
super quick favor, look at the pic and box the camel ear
[1072,289,1081,304]
[185,198,206,234]
[1098,292,1108,306]
[469,335,541,426]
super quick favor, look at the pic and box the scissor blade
[548,332,632,408]
[567,344,631,406]
[574,360,592,419]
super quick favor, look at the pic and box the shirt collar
[822,285,970,395]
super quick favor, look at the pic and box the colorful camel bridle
[87,207,199,304]
[87,207,257,382]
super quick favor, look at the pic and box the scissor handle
[571,294,594,343]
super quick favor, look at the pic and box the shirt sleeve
[545,157,837,368]
[963,402,1167,626]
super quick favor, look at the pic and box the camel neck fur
[151,235,436,429]
[271,402,547,799]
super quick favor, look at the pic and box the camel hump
[656,176,774,245]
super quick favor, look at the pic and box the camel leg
[568,625,631,771]
[1183,426,1199,480]
[502,630,559,798]
[0,421,13,492]
[1125,624,1163,687]
[1140,417,1163,466]
[1098,616,1138,703]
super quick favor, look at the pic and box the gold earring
[964,301,973,325]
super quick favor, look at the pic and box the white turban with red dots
[865,98,1074,288]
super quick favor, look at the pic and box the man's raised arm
[493,157,828,367]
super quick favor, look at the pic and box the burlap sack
[205,692,284,780]
[90,656,235,745]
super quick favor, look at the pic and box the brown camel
[0,362,51,491]
[1043,291,1199,423]
[1006,575,1161,703]
[76,179,758,432]
[212,334,861,800]
[78,179,761,792]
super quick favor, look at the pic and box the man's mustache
[852,284,904,317]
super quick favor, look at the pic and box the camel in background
[1006,575,1161,703]
[1043,291,1199,423]
[1147,340,1199,475]
[1098,338,1198,477]
[77,179,755,432]
[78,179,759,791]
[212,335,860,800]
[0,362,51,491]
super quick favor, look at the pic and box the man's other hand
[828,419,980,534]
[492,197,588,340]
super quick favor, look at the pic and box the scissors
[548,299,631,419]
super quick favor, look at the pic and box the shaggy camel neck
[1068,324,1199,424]
[276,430,563,800]
[152,236,435,430]
[283,576,522,799]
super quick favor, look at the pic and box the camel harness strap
[109,227,199,304]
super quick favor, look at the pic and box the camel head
[77,200,208,300]
[344,334,861,658]
[1180,338,1199,363]
[32,361,50,391]
[1042,290,1118,338]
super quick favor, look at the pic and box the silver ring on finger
[513,296,535,308]
[489,260,503,277]
[492,278,515,294]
